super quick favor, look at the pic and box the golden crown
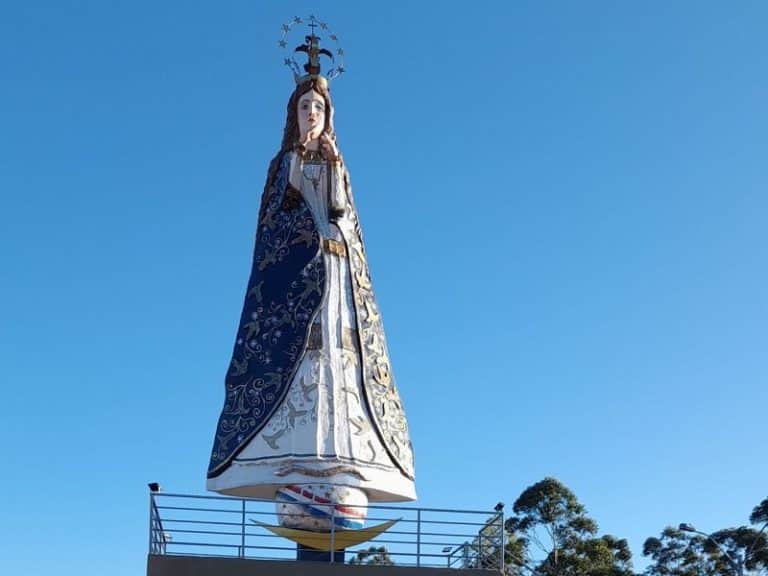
[278,15,345,84]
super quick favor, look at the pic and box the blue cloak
[208,151,414,482]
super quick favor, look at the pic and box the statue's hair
[279,78,336,153]
[263,78,339,189]
[260,78,344,221]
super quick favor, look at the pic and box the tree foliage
[642,527,715,576]
[504,477,633,576]
[751,497,768,527]
[349,545,394,566]
[643,497,768,576]
[499,478,767,576]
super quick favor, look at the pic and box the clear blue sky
[1,1,766,574]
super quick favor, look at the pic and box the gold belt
[322,237,347,258]
[306,323,358,352]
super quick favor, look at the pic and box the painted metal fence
[148,491,504,570]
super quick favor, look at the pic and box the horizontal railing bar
[422,540,487,547]
[164,531,289,541]
[169,542,294,552]
[158,518,490,529]
[156,505,244,514]
[249,514,491,541]
[159,507,275,518]
[242,545,300,552]
[165,530,282,539]
[351,518,489,529]
[257,515,490,526]
[162,519,246,527]
[348,536,419,544]
[154,493,251,502]
[395,516,493,523]
[163,528,243,537]
[163,540,498,552]
[371,529,479,540]
[157,511,491,525]
[163,528,362,542]
[413,519,494,527]
[163,551,297,560]
[166,542,241,549]
[418,530,489,538]
[155,493,496,515]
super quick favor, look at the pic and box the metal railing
[148,491,504,570]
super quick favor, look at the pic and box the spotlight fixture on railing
[494,502,504,513]
[148,482,161,493]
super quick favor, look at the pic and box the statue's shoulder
[261,150,295,197]
[267,150,291,179]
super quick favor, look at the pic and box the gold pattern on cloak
[341,170,414,479]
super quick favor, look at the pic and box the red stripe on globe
[276,484,368,531]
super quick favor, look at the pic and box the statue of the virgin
[207,24,415,530]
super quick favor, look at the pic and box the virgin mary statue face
[297,89,327,142]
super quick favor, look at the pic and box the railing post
[499,510,505,574]
[240,499,246,558]
[148,492,154,555]
[416,509,422,567]
[330,503,336,563]
[480,526,484,569]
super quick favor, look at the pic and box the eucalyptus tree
[643,496,768,576]
[504,477,633,576]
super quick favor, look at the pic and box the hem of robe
[206,457,416,502]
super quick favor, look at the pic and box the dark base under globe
[296,543,345,563]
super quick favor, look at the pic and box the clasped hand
[301,131,340,161]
